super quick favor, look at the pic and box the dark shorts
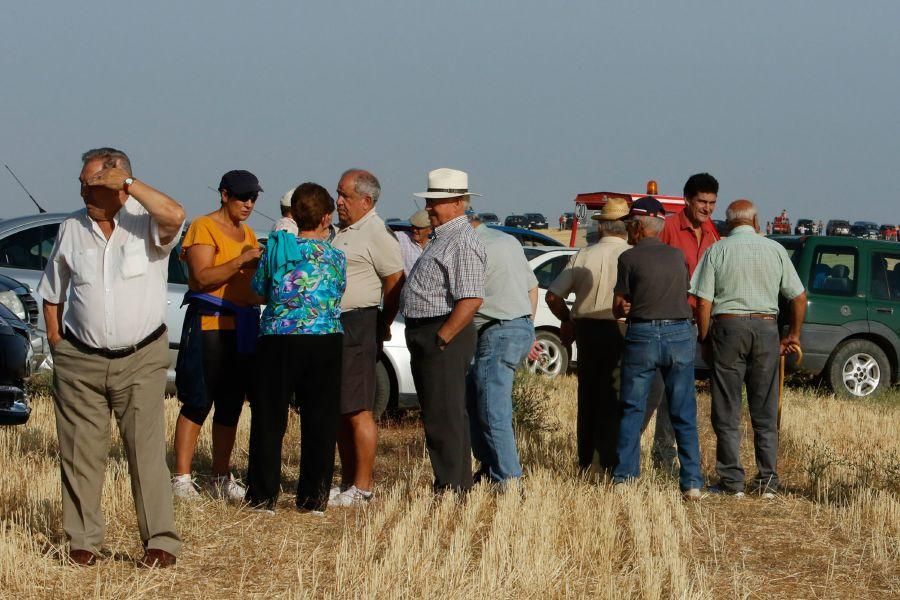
[180,329,253,427]
[339,307,379,415]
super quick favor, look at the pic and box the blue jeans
[466,317,535,482]
[613,320,703,491]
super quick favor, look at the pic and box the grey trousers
[52,334,181,556]
[406,319,477,492]
[709,318,781,493]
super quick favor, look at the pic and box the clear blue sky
[2,2,898,231]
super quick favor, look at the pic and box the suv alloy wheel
[827,339,891,397]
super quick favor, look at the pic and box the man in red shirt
[643,173,720,473]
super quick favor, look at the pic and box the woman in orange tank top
[172,170,264,502]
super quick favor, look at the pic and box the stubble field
[0,373,897,599]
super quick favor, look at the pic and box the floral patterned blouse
[252,234,346,335]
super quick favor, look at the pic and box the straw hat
[591,197,630,221]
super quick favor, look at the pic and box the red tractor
[771,210,791,235]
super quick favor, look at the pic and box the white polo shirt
[37,198,182,349]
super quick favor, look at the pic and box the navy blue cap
[628,196,666,219]
[219,170,263,195]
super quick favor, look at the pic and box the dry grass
[0,374,897,598]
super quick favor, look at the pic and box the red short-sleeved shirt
[660,210,720,277]
[659,211,719,313]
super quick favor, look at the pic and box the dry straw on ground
[1,373,897,598]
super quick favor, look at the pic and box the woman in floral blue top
[245,183,346,513]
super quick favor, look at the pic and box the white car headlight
[0,291,27,321]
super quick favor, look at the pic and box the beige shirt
[332,209,403,311]
[547,236,630,320]
[37,198,182,349]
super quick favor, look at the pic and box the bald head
[726,199,757,229]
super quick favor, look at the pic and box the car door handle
[876,307,893,314]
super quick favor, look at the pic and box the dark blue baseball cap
[219,170,263,195]
[628,196,666,219]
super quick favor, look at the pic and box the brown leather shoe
[137,548,177,568]
[68,549,98,566]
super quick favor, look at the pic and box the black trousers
[245,333,342,511]
[406,319,477,492]
[573,319,624,471]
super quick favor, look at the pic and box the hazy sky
[2,2,898,232]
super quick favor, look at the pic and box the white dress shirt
[38,198,182,349]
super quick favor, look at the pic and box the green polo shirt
[690,225,805,315]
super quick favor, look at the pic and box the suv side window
[870,252,900,301]
[0,223,61,270]
[809,247,857,296]
[533,255,569,289]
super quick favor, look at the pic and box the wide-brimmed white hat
[414,168,482,199]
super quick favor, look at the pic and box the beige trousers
[52,333,181,556]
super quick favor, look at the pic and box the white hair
[634,215,665,234]
[598,220,628,236]
[726,202,757,223]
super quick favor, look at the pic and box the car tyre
[826,339,891,398]
[527,330,569,378]
[373,357,397,420]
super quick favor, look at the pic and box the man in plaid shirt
[401,168,486,492]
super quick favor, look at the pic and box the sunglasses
[231,192,259,202]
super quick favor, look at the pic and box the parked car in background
[476,212,501,225]
[773,235,900,397]
[825,219,851,236]
[851,221,880,240]
[0,212,190,390]
[795,218,818,235]
[504,214,528,228]
[0,299,32,425]
[879,224,898,241]
[523,213,549,230]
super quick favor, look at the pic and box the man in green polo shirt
[691,199,806,498]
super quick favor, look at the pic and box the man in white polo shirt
[38,147,185,568]
[329,169,404,506]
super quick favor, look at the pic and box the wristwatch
[123,177,135,194]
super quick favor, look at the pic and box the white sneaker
[211,473,246,503]
[172,474,201,500]
[327,485,373,507]
[329,486,342,501]
[761,491,776,500]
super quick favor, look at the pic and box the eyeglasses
[231,192,258,203]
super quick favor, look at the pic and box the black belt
[404,314,450,328]
[477,315,531,336]
[64,324,167,360]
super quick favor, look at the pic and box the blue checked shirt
[400,215,486,318]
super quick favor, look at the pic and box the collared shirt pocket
[120,240,149,279]
[69,248,98,286]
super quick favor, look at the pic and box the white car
[378,246,577,416]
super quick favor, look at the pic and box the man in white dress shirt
[38,147,186,568]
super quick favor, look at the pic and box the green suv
[775,235,900,397]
